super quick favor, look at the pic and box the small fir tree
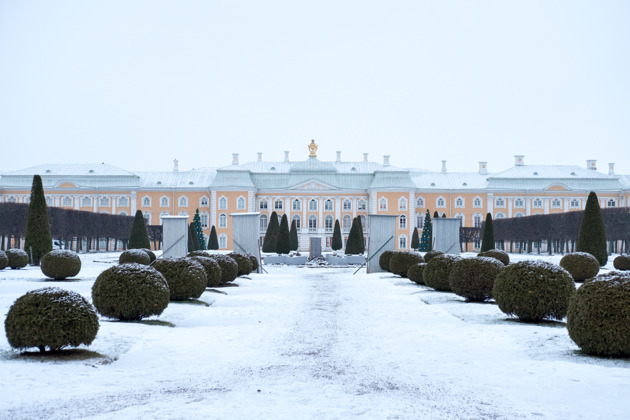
[24,175,52,265]
[192,209,206,250]
[276,214,291,254]
[577,191,608,266]
[480,213,495,253]
[208,226,219,250]
[289,219,299,251]
[332,219,343,251]
[411,227,420,250]
[356,216,365,254]
[419,209,432,252]
[262,211,280,253]
[128,210,151,250]
[345,217,363,255]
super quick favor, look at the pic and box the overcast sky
[1,1,628,175]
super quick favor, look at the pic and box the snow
[1,252,630,419]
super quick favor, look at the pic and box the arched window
[274,199,283,211]
[473,213,483,228]
[237,196,246,210]
[342,215,352,231]
[455,197,464,208]
[398,197,407,211]
[293,199,301,211]
[399,215,407,229]
[219,213,227,228]
[416,196,425,207]
[514,198,524,208]
[100,196,111,207]
[551,198,562,209]
[436,197,445,208]
[219,234,227,249]
[533,198,543,208]
[219,196,228,210]
[343,199,352,211]
[514,212,525,217]
[200,212,209,228]
[309,199,318,211]
[259,199,268,210]
[324,199,333,211]
[118,196,129,207]
[399,235,407,250]
[325,215,334,232]
[200,196,209,207]
[308,215,317,232]
[379,197,387,211]
[495,198,505,208]
[260,214,268,230]
[292,215,301,229]
[473,197,482,208]
[495,212,506,219]
[160,196,168,207]
[358,199,367,211]
[178,196,188,207]
[118,211,128,216]
[62,196,73,207]
[81,196,92,207]
[142,196,151,207]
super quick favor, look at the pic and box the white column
[409,191,415,236]
[352,197,357,218]
[248,191,255,212]
[507,197,512,218]
[302,197,307,233]
[74,195,80,210]
[487,193,494,215]
[564,198,569,212]
[318,197,323,234]
[335,197,341,221]
[112,196,117,214]
[369,191,377,214]
[285,196,291,219]
[543,198,550,214]
[131,191,137,214]
[211,191,217,227]
[526,197,531,216]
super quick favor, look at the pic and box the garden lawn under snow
[1,252,629,419]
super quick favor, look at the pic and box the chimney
[336,151,341,163]
[441,160,447,173]
[587,159,597,170]
[173,159,179,172]
[383,155,390,167]
[232,153,239,166]
[515,155,524,166]
[284,151,290,162]
[257,152,262,162]
[608,163,614,175]
[363,153,368,162]
[479,162,488,175]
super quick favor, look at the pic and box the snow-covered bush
[228,252,253,276]
[389,252,424,278]
[423,250,444,264]
[448,257,504,302]
[92,263,170,320]
[613,255,630,271]
[6,248,28,269]
[493,260,575,322]
[187,250,209,257]
[152,257,207,300]
[407,263,426,285]
[559,252,600,281]
[207,254,239,284]
[0,250,8,270]
[5,287,99,352]
[248,254,259,272]
[119,249,150,265]
[567,271,630,357]
[478,249,509,266]
[41,250,81,280]
[379,251,395,272]
[189,256,222,287]
[424,254,461,292]
[141,248,156,263]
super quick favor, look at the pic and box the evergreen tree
[24,175,52,265]
[434,211,439,218]
[188,223,198,252]
[356,216,365,254]
[345,217,364,255]
[290,219,299,251]
[276,214,291,254]
[411,227,420,250]
[480,213,495,252]
[208,226,219,250]
[419,209,432,252]
[262,211,280,252]
[128,210,151,249]
[192,209,206,250]
[577,191,608,266]
[332,219,343,251]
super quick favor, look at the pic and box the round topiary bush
[567,271,630,356]
[189,256,222,287]
[478,249,509,266]
[141,248,156,263]
[0,250,8,270]
[407,263,427,285]
[389,252,424,278]
[41,250,81,280]
[207,254,239,284]
[248,254,259,272]
[187,250,210,258]
[559,252,600,281]
[228,252,254,276]
[6,248,29,269]
[152,257,207,300]
[423,250,444,264]
[424,254,461,291]
[448,257,504,302]
[613,255,630,271]
[119,249,151,265]
[5,287,99,352]
[379,251,395,272]
[493,260,575,322]
[92,263,170,320]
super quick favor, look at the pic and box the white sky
[1,1,629,175]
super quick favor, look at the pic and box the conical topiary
[356,216,365,254]
[332,219,343,251]
[290,219,299,251]
[577,191,608,266]
[276,214,291,255]
[208,226,219,250]
[420,210,432,252]
[345,217,363,255]
[192,209,206,250]
[262,211,279,253]
[23,175,52,265]
[128,210,151,250]
[411,227,420,250]
[480,213,495,253]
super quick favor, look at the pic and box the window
[237,196,246,210]
[62,196,73,207]
[24,196,30,204]
[416,214,424,228]
[325,215,334,232]
[607,199,617,208]
[178,211,188,217]
[514,198,524,208]
[473,214,483,228]
[342,215,352,231]
[219,196,227,210]
[292,215,301,229]
[118,211,128,216]
[358,199,367,211]
[324,199,333,211]
[200,196,209,207]
[260,214,268,230]
[178,196,188,207]
[200,212,209,229]
[6,196,17,203]
[143,212,151,225]
[118,196,129,207]
[379,197,387,211]
[473,197,482,208]
[514,212,525,218]
[259,199,268,210]
[437,197,445,208]
[81,196,92,207]
[399,235,407,250]
[343,199,352,211]
[274,199,283,211]
[570,199,580,208]
[46,197,53,206]
[219,234,227,249]
[495,212,506,219]
[495,198,505,208]
[293,199,301,211]
[455,197,464,208]
[160,196,168,207]
[100,196,111,207]
[551,198,562,209]
[142,196,151,207]
[533,198,543,208]
[219,213,227,228]
[416,197,425,207]
[309,199,318,211]
[359,215,366,229]
[398,197,407,211]
[159,211,169,224]
[308,215,317,232]
[399,215,407,229]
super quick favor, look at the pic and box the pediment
[289,179,337,191]
[544,183,570,191]
[56,181,78,188]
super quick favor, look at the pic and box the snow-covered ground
[1,252,629,419]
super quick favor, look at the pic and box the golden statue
[308,139,318,157]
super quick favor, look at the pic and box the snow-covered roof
[136,168,216,189]
[2,163,138,177]
[412,172,490,190]
[486,165,624,191]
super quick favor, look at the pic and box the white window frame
[308,215,317,232]
[237,196,246,210]
[455,196,464,208]
[398,197,407,211]
[551,198,562,209]
[343,199,352,211]
[514,198,525,208]
[495,198,506,208]
[416,214,424,228]
[160,196,169,208]
[142,196,151,207]
[260,214,268,230]
[437,197,445,208]
[399,214,407,229]
[259,199,268,210]
[495,212,506,219]
[143,211,151,225]
[416,196,425,207]
[200,212,209,229]
[342,215,352,231]
[325,215,334,232]
[81,196,92,207]
[324,199,333,211]
[570,198,580,209]
[219,196,228,210]
[358,199,367,211]
[219,213,227,228]
[200,196,209,207]
[473,197,482,208]
[379,197,388,211]
[293,199,301,211]
[62,196,73,207]
[178,196,188,208]
[219,234,227,249]
[309,199,318,211]
[274,199,283,211]
[607,199,617,208]
[533,198,543,208]
[292,215,301,229]
[399,235,407,250]
[473,213,483,228]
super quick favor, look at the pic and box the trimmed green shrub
[411,227,420,250]
[567,271,630,357]
[5,287,99,352]
[559,252,600,281]
[613,255,630,271]
[480,213,495,252]
[41,250,81,280]
[345,217,364,255]
[128,210,151,249]
[332,219,343,251]
[23,175,52,265]
[189,256,222,287]
[577,191,607,266]
[119,249,151,265]
[448,257,504,302]
[228,252,254,276]
[493,260,575,322]
[290,219,299,251]
[262,211,279,253]
[187,250,209,257]
[92,263,170,320]
[207,254,239,284]
[152,257,207,301]
[142,249,156,263]
[379,250,395,272]
[0,250,8,270]
[208,226,219,250]
[424,254,461,291]
[276,214,291,255]
[248,254,259,272]
[407,263,427,285]
[423,250,444,264]
[6,248,29,269]
[389,252,424,278]
[478,249,509,266]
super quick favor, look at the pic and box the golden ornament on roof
[308,139,318,157]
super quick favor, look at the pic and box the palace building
[1,142,628,252]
